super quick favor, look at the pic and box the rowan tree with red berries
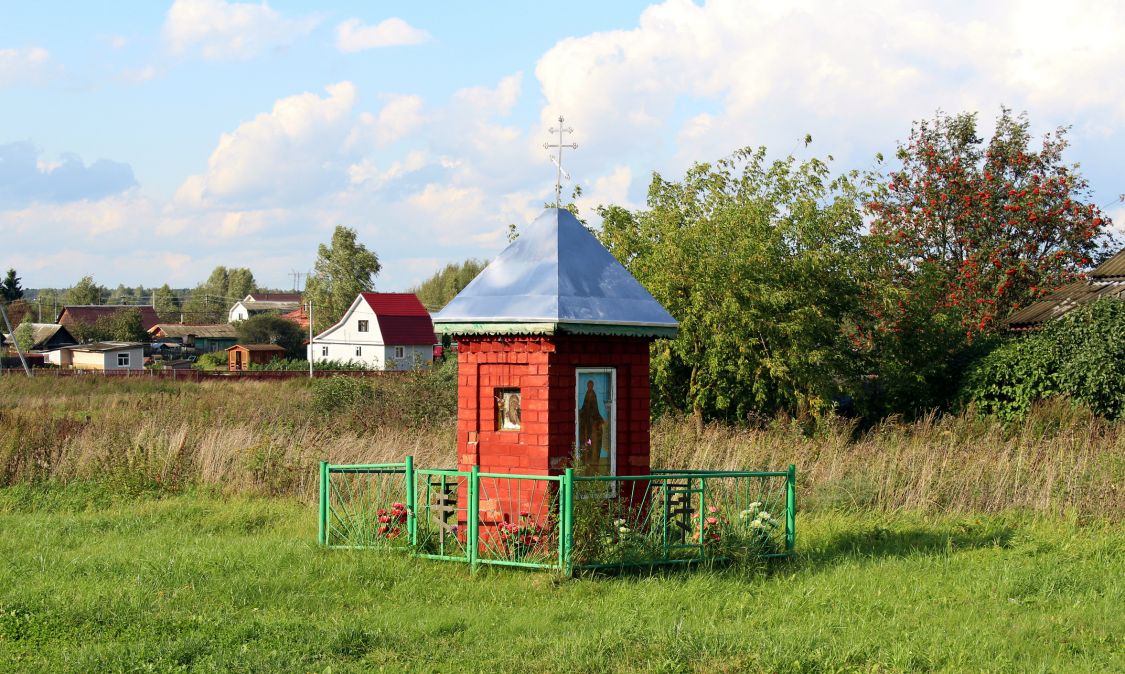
[854,109,1115,414]
[868,108,1110,335]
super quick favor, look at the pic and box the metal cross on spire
[544,115,577,208]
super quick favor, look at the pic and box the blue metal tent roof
[433,208,678,337]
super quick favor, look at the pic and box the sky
[2,0,1124,292]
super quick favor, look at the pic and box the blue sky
[2,0,1123,292]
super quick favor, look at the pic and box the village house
[1004,248,1125,330]
[57,305,160,333]
[308,293,436,370]
[1,323,78,352]
[46,341,145,370]
[148,324,238,354]
[227,293,302,323]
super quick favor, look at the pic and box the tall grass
[1,376,1121,517]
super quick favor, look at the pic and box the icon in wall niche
[496,389,521,430]
[576,369,614,477]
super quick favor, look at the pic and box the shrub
[960,298,1125,420]
[193,351,227,370]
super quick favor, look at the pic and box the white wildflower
[618,526,630,534]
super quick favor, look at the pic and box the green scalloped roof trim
[434,321,678,339]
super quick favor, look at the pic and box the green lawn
[0,486,1121,673]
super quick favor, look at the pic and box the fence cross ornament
[544,115,577,208]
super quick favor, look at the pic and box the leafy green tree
[86,308,149,342]
[107,284,137,305]
[411,259,487,311]
[62,275,106,305]
[152,284,181,322]
[600,147,866,424]
[182,266,257,323]
[1,269,23,302]
[305,225,381,333]
[13,319,35,352]
[235,314,305,358]
[226,268,256,301]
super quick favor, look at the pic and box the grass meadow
[1,376,1123,672]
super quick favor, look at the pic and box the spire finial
[543,115,577,208]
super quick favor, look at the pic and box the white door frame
[574,367,617,479]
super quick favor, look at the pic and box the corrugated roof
[360,293,436,345]
[149,324,238,339]
[248,292,302,302]
[58,305,160,331]
[1092,249,1125,279]
[1004,280,1125,328]
[433,208,678,337]
[242,300,300,312]
[1,323,76,349]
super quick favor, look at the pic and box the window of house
[496,389,521,430]
[358,320,369,332]
[321,346,328,357]
[394,346,405,358]
[117,353,130,367]
[356,346,362,357]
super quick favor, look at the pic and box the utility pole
[543,115,577,208]
[0,303,32,377]
[307,301,314,379]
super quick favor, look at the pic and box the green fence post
[786,464,796,555]
[404,455,416,547]
[698,477,707,560]
[562,468,574,576]
[318,461,329,546]
[468,465,480,571]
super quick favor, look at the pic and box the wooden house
[226,344,286,371]
[149,324,238,353]
[1,323,77,351]
[57,305,160,333]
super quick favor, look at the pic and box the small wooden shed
[226,344,286,371]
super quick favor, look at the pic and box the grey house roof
[434,208,678,338]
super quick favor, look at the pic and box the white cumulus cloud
[335,17,431,52]
[180,81,359,205]
[0,47,51,87]
[163,0,319,61]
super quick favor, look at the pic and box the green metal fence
[318,458,796,573]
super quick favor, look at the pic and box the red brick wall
[456,335,651,476]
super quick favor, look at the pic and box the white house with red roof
[308,293,436,370]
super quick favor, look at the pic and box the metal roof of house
[149,324,238,339]
[360,293,437,345]
[433,208,678,337]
